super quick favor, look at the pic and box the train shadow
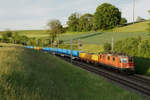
[134,57,150,76]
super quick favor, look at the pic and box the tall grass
[0,47,147,100]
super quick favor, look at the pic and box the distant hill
[112,20,150,32]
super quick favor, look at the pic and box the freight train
[24,46,135,73]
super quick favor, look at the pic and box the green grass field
[112,20,150,32]
[0,46,148,100]
[58,32,150,44]
[0,20,150,40]
[0,43,22,47]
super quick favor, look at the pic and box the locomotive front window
[120,58,128,63]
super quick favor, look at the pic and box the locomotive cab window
[107,56,110,60]
[120,58,128,63]
[100,55,102,59]
[112,57,115,61]
[103,56,105,59]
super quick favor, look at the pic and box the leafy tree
[12,32,28,44]
[120,18,127,25]
[2,30,13,43]
[114,37,141,56]
[94,3,121,30]
[103,42,111,52]
[78,13,93,31]
[67,13,80,32]
[47,19,63,42]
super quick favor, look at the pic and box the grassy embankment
[112,20,150,32]
[0,46,148,100]
[0,43,22,47]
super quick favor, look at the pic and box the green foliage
[67,12,80,32]
[103,42,111,52]
[78,13,94,32]
[134,57,150,76]
[2,30,13,43]
[12,33,29,44]
[114,37,150,75]
[47,19,63,42]
[94,3,121,30]
[138,39,150,58]
[114,37,141,56]
[1,30,29,45]
[120,18,127,25]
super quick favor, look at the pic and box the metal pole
[78,39,80,51]
[70,39,73,63]
[36,40,38,46]
[133,0,135,24]
[51,39,52,47]
[57,37,59,48]
[112,37,114,52]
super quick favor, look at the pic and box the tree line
[48,3,127,41]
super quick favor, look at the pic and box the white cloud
[0,0,150,31]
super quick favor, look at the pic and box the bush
[120,18,127,25]
[114,37,141,56]
[114,37,150,75]
[2,31,13,43]
[138,39,150,58]
[103,43,111,52]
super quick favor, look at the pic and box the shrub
[103,42,111,52]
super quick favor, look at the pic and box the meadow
[112,20,150,32]
[0,47,148,100]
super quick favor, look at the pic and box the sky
[0,0,150,31]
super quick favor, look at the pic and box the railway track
[57,56,150,98]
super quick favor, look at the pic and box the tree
[78,13,93,31]
[94,3,121,30]
[12,32,28,44]
[47,19,63,42]
[114,37,141,56]
[67,12,80,32]
[2,30,13,43]
[136,16,145,22]
[120,18,127,25]
[103,42,111,52]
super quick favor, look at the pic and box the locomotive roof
[101,53,130,57]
